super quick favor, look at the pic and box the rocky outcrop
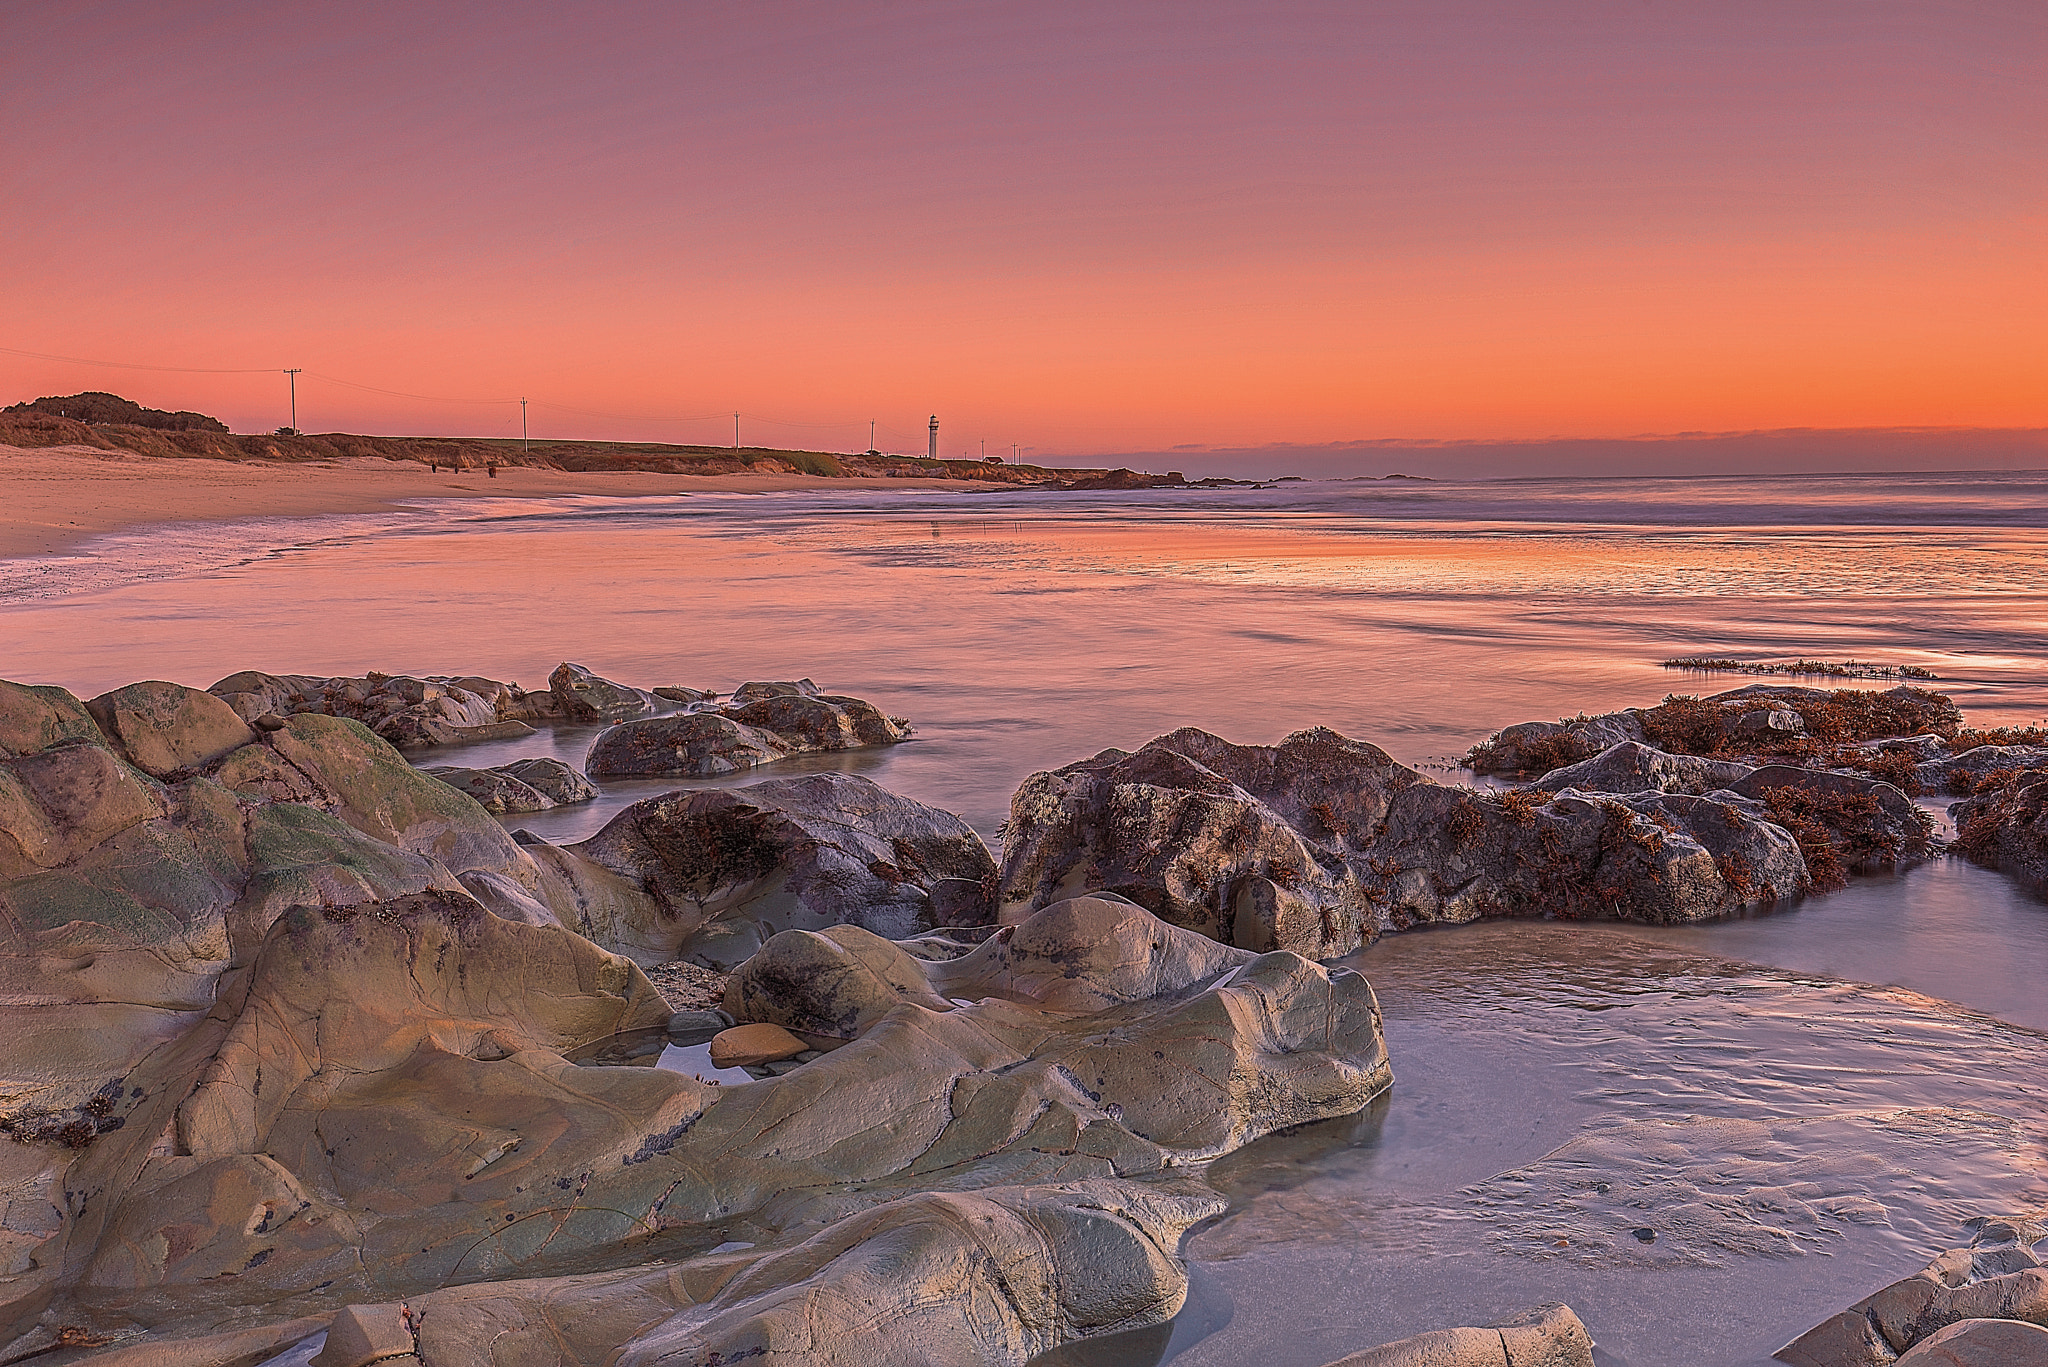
[85,682,254,779]
[548,772,995,966]
[14,890,1388,1365]
[548,662,655,724]
[586,680,911,778]
[1469,685,1962,777]
[1318,1303,1595,1367]
[1952,770,2048,890]
[998,727,1809,958]
[210,669,546,749]
[1777,1218,2047,1365]
[1531,740,1753,796]
[424,757,598,813]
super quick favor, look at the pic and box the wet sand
[0,444,1004,558]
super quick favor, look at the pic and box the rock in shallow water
[585,688,911,779]
[552,771,996,966]
[1317,1302,1595,1367]
[999,726,1811,958]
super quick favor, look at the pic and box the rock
[266,714,531,879]
[496,757,598,804]
[1895,1319,2048,1366]
[0,679,105,758]
[667,1008,734,1042]
[1952,769,2048,889]
[85,681,256,779]
[30,890,1383,1365]
[1925,744,2048,798]
[456,868,564,927]
[1318,1302,1595,1367]
[999,728,1806,956]
[1471,684,1962,777]
[1531,740,1755,796]
[653,685,716,705]
[210,670,547,751]
[566,772,996,966]
[730,679,821,704]
[1729,765,1934,878]
[310,1304,415,1367]
[424,766,554,813]
[548,661,653,724]
[709,1022,809,1067]
[0,740,161,877]
[585,690,911,779]
[723,926,954,1041]
[928,895,1252,1013]
[1778,1225,2048,1366]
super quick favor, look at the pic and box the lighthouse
[928,415,939,461]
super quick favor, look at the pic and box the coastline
[0,444,1007,559]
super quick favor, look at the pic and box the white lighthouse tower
[928,415,939,461]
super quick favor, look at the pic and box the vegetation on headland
[1662,656,1940,681]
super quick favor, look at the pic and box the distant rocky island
[3,666,2044,1367]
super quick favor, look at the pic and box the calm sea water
[6,469,2046,1366]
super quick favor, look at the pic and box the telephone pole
[869,419,876,452]
[282,369,301,434]
[520,398,528,457]
[734,412,740,449]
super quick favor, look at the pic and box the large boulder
[586,689,911,779]
[497,756,598,804]
[1953,769,2048,890]
[723,925,953,1041]
[1318,1303,1595,1367]
[209,669,544,749]
[0,680,103,758]
[1726,765,1934,883]
[549,662,654,724]
[1777,1220,2047,1366]
[1470,685,1961,777]
[564,772,996,966]
[999,728,1808,957]
[424,765,554,813]
[84,681,254,779]
[1531,740,1754,796]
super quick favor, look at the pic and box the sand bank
[0,445,1005,559]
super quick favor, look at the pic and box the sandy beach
[0,444,1003,559]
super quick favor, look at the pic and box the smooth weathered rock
[85,681,255,779]
[724,926,955,1041]
[1895,1319,2048,1366]
[586,688,912,780]
[1953,769,2048,890]
[1779,1228,2048,1366]
[709,1021,808,1067]
[930,895,1252,1013]
[549,662,653,724]
[424,766,553,813]
[210,670,548,750]
[566,772,996,966]
[1318,1302,1595,1367]
[1000,728,1807,956]
[1470,684,1961,777]
[1531,740,1755,796]
[0,679,103,758]
[496,756,598,804]
[310,1304,414,1367]
[0,740,161,877]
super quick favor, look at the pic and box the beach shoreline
[0,444,1008,559]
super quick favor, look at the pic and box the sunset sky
[3,1,2042,466]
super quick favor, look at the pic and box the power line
[0,344,276,374]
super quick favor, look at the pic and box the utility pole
[282,368,301,434]
[521,398,528,457]
[1012,442,1018,463]
[869,419,876,452]
[734,412,740,449]
[980,438,985,460]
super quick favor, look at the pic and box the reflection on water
[7,472,2048,1367]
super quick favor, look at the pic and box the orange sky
[3,2,2042,462]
